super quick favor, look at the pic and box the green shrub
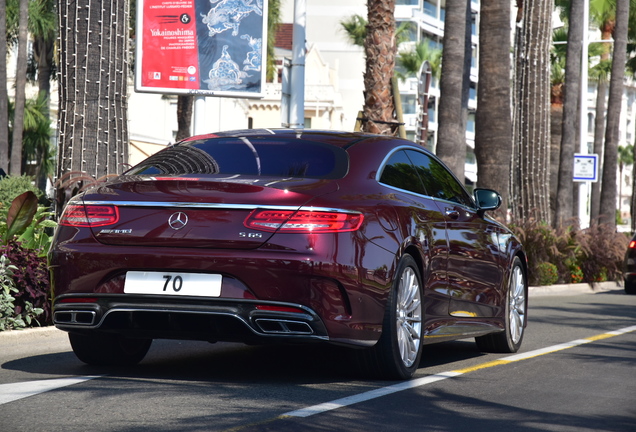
[0,254,43,331]
[0,175,43,217]
[508,217,579,285]
[0,191,56,327]
[564,258,583,283]
[537,262,559,286]
[508,217,626,286]
[575,224,628,284]
[0,242,51,324]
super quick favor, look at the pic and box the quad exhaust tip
[254,318,314,335]
[54,310,97,326]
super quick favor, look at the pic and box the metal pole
[290,0,306,129]
[579,0,590,227]
[193,95,206,135]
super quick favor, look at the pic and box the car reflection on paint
[49,129,528,380]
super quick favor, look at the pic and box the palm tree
[618,144,634,219]
[511,0,553,223]
[549,27,567,222]
[266,0,282,83]
[9,0,29,176]
[340,14,367,48]
[599,0,629,229]
[554,0,584,228]
[29,0,57,119]
[436,0,468,180]
[361,0,398,135]
[589,59,611,223]
[396,40,442,81]
[57,0,129,191]
[474,0,513,212]
[8,95,54,181]
[0,0,9,173]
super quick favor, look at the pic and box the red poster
[141,0,200,89]
[136,0,267,98]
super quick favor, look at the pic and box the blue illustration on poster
[201,0,262,36]
[241,34,262,72]
[203,45,249,89]
[196,0,263,92]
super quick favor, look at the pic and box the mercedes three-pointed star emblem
[168,212,188,230]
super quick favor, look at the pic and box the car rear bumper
[53,294,331,344]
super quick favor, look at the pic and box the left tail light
[244,209,363,233]
[59,204,119,227]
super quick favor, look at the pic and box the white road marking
[2,326,635,411]
[0,376,101,405]
[282,325,636,418]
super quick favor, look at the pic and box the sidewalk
[0,281,624,340]
[528,280,622,296]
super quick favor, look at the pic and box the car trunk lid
[79,177,337,249]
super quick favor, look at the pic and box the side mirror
[474,188,502,212]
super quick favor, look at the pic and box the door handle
[445,208,460,220]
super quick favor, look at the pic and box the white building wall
[282,0,366,130]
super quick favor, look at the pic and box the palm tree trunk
[436,0,467,180]
[511,0,552,223]
[599,0,629,229]
[176,95,194,141]
[0,0,9,173]
[475,0,512,210]
[57,0,129,182]
[590,79,607,223]
[361,0,397,135]
[554,0,584,228]
[10,0,29,176]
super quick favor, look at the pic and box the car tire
[476,256,527,353]
[357,254,424,380]
[625,280,636,295]
[69,332,152,366]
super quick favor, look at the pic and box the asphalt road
[0,285,634,432]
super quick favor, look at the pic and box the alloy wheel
[396,266,423,367]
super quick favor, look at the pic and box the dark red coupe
[49,129,527,379]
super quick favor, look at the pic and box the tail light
[56,297,98,304]
[244,209,363,233]
[255,305,306,314]
[59,204,119,227]
[630,240,636,249]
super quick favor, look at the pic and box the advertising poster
[135,0,267,98]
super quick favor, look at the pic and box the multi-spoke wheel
[476,256,527,353]
[395,263,423,368]
[357,254,423,380]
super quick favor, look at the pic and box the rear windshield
[127,137,349,179]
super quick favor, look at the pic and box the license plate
[124,271,222,297]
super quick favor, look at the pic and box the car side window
[405,150,474,207]
[379,150,427,195]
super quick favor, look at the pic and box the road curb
[0,325,63,341]
[529,281,622,296]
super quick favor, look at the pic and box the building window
[424,1,437,18]
[467,113,475,133]
[402,94,417,115]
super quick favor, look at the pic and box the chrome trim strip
[78,200,363,215]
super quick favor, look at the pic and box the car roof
[180,129,421,151]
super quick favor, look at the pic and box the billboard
[135,0,267,98]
